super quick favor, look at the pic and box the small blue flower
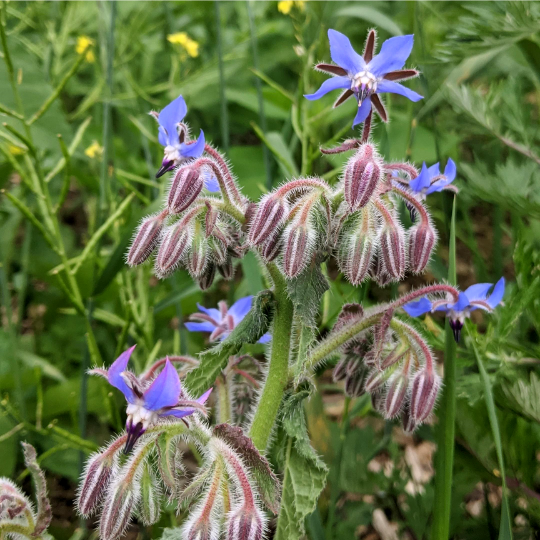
[91,345,212,452]
[186,296,271,344]
[403,278,505,342]
[409,159,457,198]
[152,95,219,192]
[305,29,423,127]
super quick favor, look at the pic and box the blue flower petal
[258,333,272,344]
[352,97,372,127]
[197,304,222,321]
[327,29,365,75]
[409,162,431,193]
[403,297,433,317]
[185,321,217,333]
[180,129,205,159]
[160,408,195,418]
[487,277,505,308]
[453,292,471,312]
[304,76,350,101]
[158,126,169,147]
[368,35,414,77]
[204,175,221,192]
[158,95,187,147]
[197,388,213,404]
[143,359,181,411]
[464,283,493,302]
[228,296,253,325]
[108,345,137,403]
[425,177,452,195]
[377,80,423,102]
[444,158,457,181]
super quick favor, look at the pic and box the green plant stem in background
[214,0,229,152]
[247,0,272,190]
[467,323,513,540]
[432,195,457,539]
[249,264,294,451]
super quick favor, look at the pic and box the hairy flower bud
[283,223,314,278]
[209,235,228,265]
[248,194,288,246]
[410,368,441,423]
[379,223,406,280]
[188,236,209,277]
[371,389,386,414]
[260,233,283,263]
[127,213,164,266]
[155,223,191,277]
[408,221,437,274]
[364,367,392,393]
[401,403,417,433]
[384,373,409,418]
[370,253,392,287]
[227,506,264,540]
[168,167,203,214]
[343,144,381,210]
[197,263,216,290]
[340,230,375,285]
[217,258,235,280]
[99,480,137,540]
[332,357,349,382]
[345,367,367,397]
[139,463,161,526]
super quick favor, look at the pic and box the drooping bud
[127,213,165,266]
[197,263,216,290]
[364,367,392,393]
[282,223,314,278]
[410,368,441,423]
[209,235,228,265]
[155,223,191,277]
[408,221,437,274]
[344,366,367,397]
[138,462,161,525]
[371,389,386,415]
[384,372,409,418]
[217,258,235,280]
[343,144,382,210]
[370,253,392,287]
[332,357,349,382]
[77,440,122,516]
[227,506,265,540]
[248,194,288,246]
[259,233,283,263]
[379,222,406,280]
[188,235,209,277]
[99,480,137,540]
[168,167,203,214]
[401,402,418,433]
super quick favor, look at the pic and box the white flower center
[351,71,378,94]
[126,402,159,430]
[164,145,181,163]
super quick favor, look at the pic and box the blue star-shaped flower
[186,296,271,344]
[409,158,457,197]
[305,29,423,127]
[403,278,505,342]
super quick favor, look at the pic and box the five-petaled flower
[151,95,218,192]
[90,345,212,453]
[408,158,457,198]
[403,278,505,342]
[185,296,271,343]
[305,29,423,127]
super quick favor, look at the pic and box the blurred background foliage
[0,1,540,539]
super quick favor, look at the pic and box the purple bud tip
[124,421,145,454]
[450,318,463,343]
[156,159,175,178]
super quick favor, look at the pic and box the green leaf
[16,350,66,382]
[275,392,328,540]
[184,290,275,396]
[334,6,403,36]
[251,124,299,178]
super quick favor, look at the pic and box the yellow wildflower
[76,35,95,63]
[278,0,305,14]
[85,141,103,159]
[8,144,25,156]
[167,32,200,58]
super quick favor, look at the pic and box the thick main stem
[249,264,294,451]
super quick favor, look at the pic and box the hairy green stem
[249,264,294,451]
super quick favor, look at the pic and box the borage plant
[73,28,506,540]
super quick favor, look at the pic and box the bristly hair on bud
[248,193,288,246]
[407,218,437,274]
[127,211,167,267]
[168,166,203,214]
[226,506,265,540]
[378,220,406,280]
[155,222,192,278]
[282,222,315,278]
[410,367,441,424]
[343,143,382,211]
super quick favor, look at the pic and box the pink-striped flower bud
[227,506,264,540]
[410,368,441,423]
[168,167,203,214]
[379,223,406,280]
[384,373,409,418]
[188,236,209,277]
[260,233,283,263]
[248,194,288,246]
[209,236,228,265]
[343,144,382,210]
[345,367,367,398]
[364,367,392,393]
[371,389,386,414]
[408,221,437,274]
[283,223,314,278]
[197,263,216,290]
[155,223,191,277]
[340,231,375,285]
[370,253,392,287]
[217,258,235,280]
[99,481,136,540]
[139,463,161,525]
[401,403,417,433]
[77,449,117,516]
[186,520,213,540]
[127,213,165,266]
[332,357,349,382]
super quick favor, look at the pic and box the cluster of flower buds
[0,443,52,540]
[330,285,461,431]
